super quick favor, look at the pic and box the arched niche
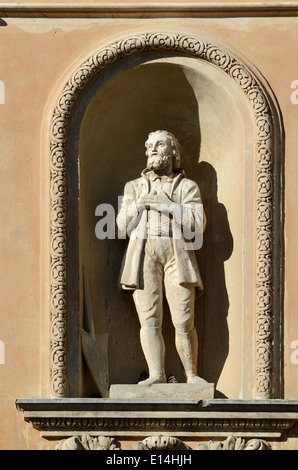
[47,33,283,400]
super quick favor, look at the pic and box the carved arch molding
[49,32,283,399]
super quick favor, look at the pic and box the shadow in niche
[80,62,205,391]
[0,19,7,26]
[78,59,233,395]
[195,162,233,398]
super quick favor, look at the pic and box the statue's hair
[145,130,181,170]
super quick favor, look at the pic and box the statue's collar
[146,170,174,183]
[141,168,185,182]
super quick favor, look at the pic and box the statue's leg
[175,328,200,383]
[164,266,202,383]
[138,326,166,385]
[133,242,166,385]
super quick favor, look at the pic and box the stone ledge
[109,381,214,399]
[16,398,298,439]
[1,3,298,18]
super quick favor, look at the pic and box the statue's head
[145,130,181,172]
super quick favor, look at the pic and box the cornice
[16,398,298,439]
[0,2,298,18]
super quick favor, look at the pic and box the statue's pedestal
[109,380,214,399]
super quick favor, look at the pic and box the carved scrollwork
[120,36,147,56]
[257,116,272,140]
[229,64,253,89]
[256,287,272,311]
[55,433,271,451]
[178,36,206,56]
[51,370,67,396]
[256,315,272,340]
[257,257,272,282]
[247,87,268,114]
[257,230,272,255]
[50,144,66,171]
[257,144,273,169]
[57,90,76,115]
[51,115,67,142]
[197,434,271,451]
[56,433,120,450]
[51,316,66,342]
[51,204,66,229]
[257,203,272,226]
[255,371,272,397]
[257,172,273,198]
[205,45,232,69]
[49,32,276,399]
[133,435,190,450]
[147,32,176,50]
[93,46,119,69]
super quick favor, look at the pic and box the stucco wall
[0,2,298,450]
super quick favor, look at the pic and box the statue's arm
[116,181,140,237]
[178,180,206,236]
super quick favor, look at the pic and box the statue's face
[146,132,173,171]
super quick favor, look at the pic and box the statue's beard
[147,154,172,171]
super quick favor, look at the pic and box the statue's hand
[137,192,177,213]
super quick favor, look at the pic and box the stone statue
[117,130,206,386]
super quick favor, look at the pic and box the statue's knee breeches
[173,317,195,334]
[165,283,196,333]
[133,288,163,328]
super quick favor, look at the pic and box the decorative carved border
[55,433,272,450]
[49,32,279,398]
[28,415,292,438]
